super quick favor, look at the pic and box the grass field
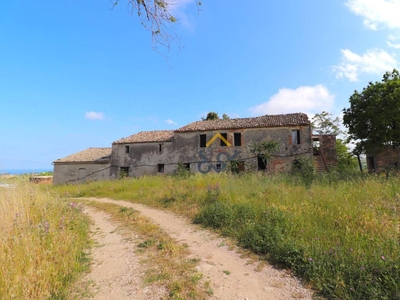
[52,172,400,300]
[0,177,90,299]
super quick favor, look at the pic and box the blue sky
[1,0,400,170]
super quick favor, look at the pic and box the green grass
[0,180,91,300]
[51,172,400,299]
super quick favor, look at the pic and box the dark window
[184,163,190,171]
[120,167,129,177]
[257,156,267,171]
[367,156,375,172]
[220,133,228,146]
[231,161,245,174]
[292,130,301,144]
[159,144,163,153]
[158,164,164,173]
[200,134,207,147]
[125,145,130,153]
[234,133,242,146]
[216,163,221,170]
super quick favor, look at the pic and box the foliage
[111,0,201,51]
[343,69,400,154]
[51,173,400,299]
[292,156,315,188]
[311,111,343,135]
[203,111,219,120]
[249,139,280,170]
[335,139,358,172]
[202,112,231,121]
[174,163,192,178]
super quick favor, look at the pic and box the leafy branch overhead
[311,111,343,136]
[111,0,201,51]
[343,69,400,154]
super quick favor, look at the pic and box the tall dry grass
[52,172,400,299]
[0,180,90,299]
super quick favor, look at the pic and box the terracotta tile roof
[113,130,174,144]
[54,148,111,163]
[175,113,310,132]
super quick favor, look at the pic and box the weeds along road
[79,197,314,300]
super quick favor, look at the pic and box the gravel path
[81,197,314,300]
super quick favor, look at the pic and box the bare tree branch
[110,0,201,53]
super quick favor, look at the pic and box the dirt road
[80,198,314,300]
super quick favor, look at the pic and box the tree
[335,139,358,172]
[222,113,230,120]
[203,112,219,121]
[111,0,201,51]
[311,111,343,135]
[343,69,400,154]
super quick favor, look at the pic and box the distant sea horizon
[0,168,53,175]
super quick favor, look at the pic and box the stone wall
[367,146,400,173]
[110,125,313,177]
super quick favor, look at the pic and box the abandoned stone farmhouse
[53,113,337,184]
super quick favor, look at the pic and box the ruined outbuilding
[366,146,400,173]
[53,113,337,184]
[53,148,111,185]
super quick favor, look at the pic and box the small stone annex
[53,113,337,184]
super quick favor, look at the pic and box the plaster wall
[111,125,313,177]
[53,162,111,185]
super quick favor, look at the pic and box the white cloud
[167,0,197,29]
[388,34,400,48]
[165,119,177,125]
[84,111,105,120]
[333,48,397,81]
[346,0,400,30]
[248,85,335,116]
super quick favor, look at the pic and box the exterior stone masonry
[53,113,336,184]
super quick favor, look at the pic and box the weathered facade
[54,113,329,184]
[53,148,111,184]
[312,135,338,172]
[366,146,400,173]
[110,113,313,178]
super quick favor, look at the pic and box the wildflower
[360,266,365,270]
[381,255,385,260]
[44,221,49,233]
[309,257,313,261]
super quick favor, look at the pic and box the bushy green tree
[335,139,358,172]
[204,112,219,120]
[343,69,400,154]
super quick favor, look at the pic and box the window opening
[257,156,267,171]
[220,133,228,146]
[234,133,242,146]
[184,163,190,171]
[200,134,206,147]
[120,167,129,178]
[158,164,164,173]
[216,163,221,170]
[159,144,163,153]
[231,161,245,173]
[125,145,130,153]
[292,130,301,145]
